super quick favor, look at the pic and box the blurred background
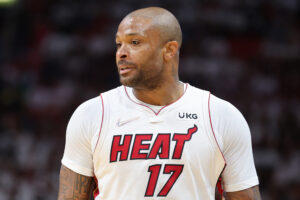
[0,0,299,199]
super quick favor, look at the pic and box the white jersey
[62,83,259,200]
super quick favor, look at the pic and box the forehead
[116,16,155,37]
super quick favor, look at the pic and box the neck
[132,80,184,106]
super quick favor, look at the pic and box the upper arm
[62,97,102,176]
[59,98,102,199]
[58,165,96,200]
[210,95,259,192]
[226,185,261,200]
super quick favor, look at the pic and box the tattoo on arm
[226,185,261,200]
[58,165,96,200]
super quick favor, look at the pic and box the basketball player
[58,7,261,200]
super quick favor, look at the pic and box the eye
[131,40,140,45]
[116,42,122,49]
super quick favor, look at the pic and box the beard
[119,63,164,90]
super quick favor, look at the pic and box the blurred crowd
[0,0,299,199]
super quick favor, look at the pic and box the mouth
[119,65,134,75]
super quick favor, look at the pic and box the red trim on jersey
[93,176,100,198]
[124,83,188,116]
[208,92,227,199]
[216,177,223,199]
[216,165,226,200]
[208,92,226,163]
[93,94,104,154]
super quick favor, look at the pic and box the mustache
[117,60,137,67]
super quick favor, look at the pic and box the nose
[116,44,128,59]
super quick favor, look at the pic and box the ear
[163,41,179,61]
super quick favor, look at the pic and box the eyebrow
[116,32,143,38]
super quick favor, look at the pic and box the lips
[119,65,133,75]
[118,61,136,75]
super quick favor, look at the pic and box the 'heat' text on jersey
[110,125,198,162]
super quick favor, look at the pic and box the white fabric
[62,97,102,176]
[61,83,259,199]
[209,95,259,192]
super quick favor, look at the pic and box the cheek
[151,49,164,66]
[142,52,164,74]
[131,45,163,68]
[133,47,153,63]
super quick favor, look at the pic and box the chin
[119,73,157,89]
[120,77,136,87]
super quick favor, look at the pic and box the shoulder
[73,96,102,120]
[66,87,121,140]
[185,84,211,104]
[209,94,245,124]
[75,86,123,117]
[67,96,103,137]
[187,84,241,119]
[188,84,210,96]
[209,94,251,150]
[101,85,124,99]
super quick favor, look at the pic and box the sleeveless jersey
[93,84,225,199]
[62,83,259,200]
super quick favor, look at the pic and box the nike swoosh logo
[116,116,140,127]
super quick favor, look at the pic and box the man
[58,7,261,200]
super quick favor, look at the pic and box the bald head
[115,7,182,90]
[123,7,182,48]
